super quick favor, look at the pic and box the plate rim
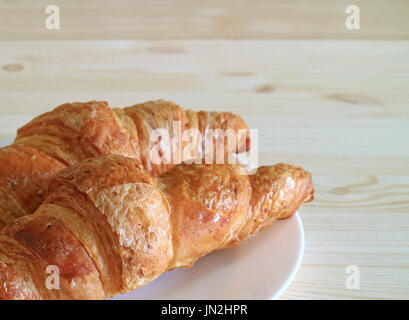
[271,212,305,300]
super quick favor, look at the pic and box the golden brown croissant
[0,155,313,300]
[0,100,250,229]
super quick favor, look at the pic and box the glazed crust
[0,145,66,229]
[0,100,250,228]
[0,155,313,300]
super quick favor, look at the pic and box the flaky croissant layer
[0,100,250,228]
[0,155,313,300]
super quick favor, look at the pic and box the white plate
[0,138,304,299]
[112,214,304,300]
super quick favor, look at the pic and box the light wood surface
[1,40,408,299]
[1,0,409,40]
[0,1,408,300]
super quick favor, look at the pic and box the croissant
[0,100,250,229]
[0,155,313,300]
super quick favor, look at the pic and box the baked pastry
[0,100,250,228]
[0,155,313,299]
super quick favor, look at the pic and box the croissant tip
[246,135,251,152]
[304,180,315,203]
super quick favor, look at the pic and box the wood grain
[0,39,408,299]
[0,0,409,40]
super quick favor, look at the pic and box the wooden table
[0,1,408,299]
